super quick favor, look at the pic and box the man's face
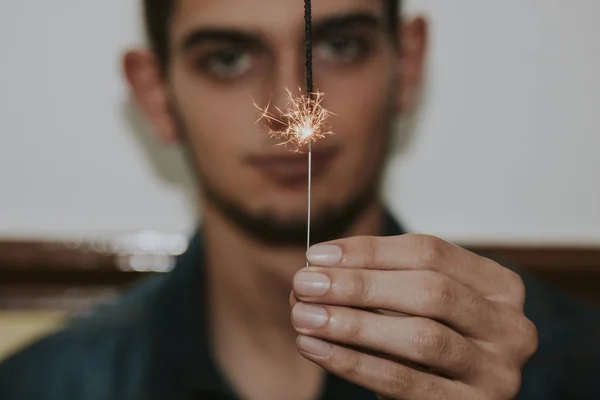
[126,0,426,245]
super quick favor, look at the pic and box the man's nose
[261,52,306,132]
[269,52,306,113]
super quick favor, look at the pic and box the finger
[289,291,299,309]
[296,335,469,400]
[292,302,481,379]
[294,268,503,338]
[308,234,524,307]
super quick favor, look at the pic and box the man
[0,0,598,399]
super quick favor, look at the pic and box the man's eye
[315,35,369,63]
[199,49,252,78]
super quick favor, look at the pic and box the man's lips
[246,148,338,184]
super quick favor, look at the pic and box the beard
[202,176,378,247]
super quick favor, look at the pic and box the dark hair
[144,0,401,74]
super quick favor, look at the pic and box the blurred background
[0,1,599,360]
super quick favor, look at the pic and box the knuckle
[337,350,363,378]
[415,274,455,316]
[385,367,415,397]
[498,370,522,399]
[411,325,449,362]
[507,269,526,292]
[413,235,446,268]
[518,318,539,358]
[474,367,522,400]
[505,268,526,296]
[330,313,367,343]
[361,236,381,266]
[471,391,492,400]
[478,358,523,399]
[345,270,374,304]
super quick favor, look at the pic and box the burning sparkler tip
[253,88,333,150]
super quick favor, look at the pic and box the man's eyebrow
[180,29,262,52]
[312,12,382,38]
[179,13,381,52]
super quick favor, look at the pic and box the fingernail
[307,245,342,266]
[298,336,332,358]
[294,272,331,296]
[292,303,329,329]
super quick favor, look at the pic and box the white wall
[1,1,599,244]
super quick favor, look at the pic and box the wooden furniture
[1,237,599,311]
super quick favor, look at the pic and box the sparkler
[254,0,332,262]
[253,88,333,150]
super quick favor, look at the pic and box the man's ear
[396,16,428,114]
[123,50,178,144]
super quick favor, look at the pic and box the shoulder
[0,274,168,400]
[517,270,600,398]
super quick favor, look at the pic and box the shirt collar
[144,210,405,399]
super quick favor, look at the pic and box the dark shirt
[1,214,599,399]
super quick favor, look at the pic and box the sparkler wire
[304,0,314,263]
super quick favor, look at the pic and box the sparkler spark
[253,88,333,151]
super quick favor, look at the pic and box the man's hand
[291,234,538,399]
